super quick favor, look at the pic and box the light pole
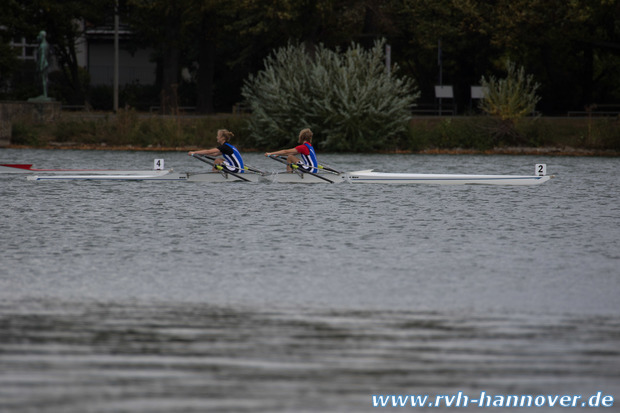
[113,0,119,113]
[438,39,443,115]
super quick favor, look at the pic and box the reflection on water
[1,301,619,413]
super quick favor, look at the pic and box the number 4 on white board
[154,159,164,170]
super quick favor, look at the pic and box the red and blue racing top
[295,142,318,173]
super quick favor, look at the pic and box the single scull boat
[26,170,262,182]
[343,170,552,185]
[1,163,164,175]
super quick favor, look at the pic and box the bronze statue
[28,30,51,102]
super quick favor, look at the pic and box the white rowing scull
[343,170,552,185]
[26,169,262,182]
[0,163,160,175]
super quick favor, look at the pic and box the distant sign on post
[434,85,454,99]
[470,86,488,99]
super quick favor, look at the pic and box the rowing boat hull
[261,170,551,185]
[344,170,552,185]
[26,170,179,181]
[262,172,345,184]
[26,170,261,182]
[1,164,160,175]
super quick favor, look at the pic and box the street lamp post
[113,0,119,113]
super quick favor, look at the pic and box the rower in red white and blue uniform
[265,128,318,173]
[188,129,244,173]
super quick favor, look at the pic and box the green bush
[587,118,620,150]
[9,112,618,153]
[479,61,541,146]
[10,121,41,146]
[479,61,541,121]
[93,110,251,149]
[242,39,419,152]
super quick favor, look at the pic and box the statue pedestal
[27,96,55,103]
[0,100,61,146]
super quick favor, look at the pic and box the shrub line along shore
[5,143,619,157]
[5,112,619,156]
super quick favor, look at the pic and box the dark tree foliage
[0,0,111,104]
[1,0,618,113]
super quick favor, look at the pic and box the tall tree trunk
[53,42,85,105]
[196,13,215,114]
[581,42,594,108]
[160,12,180,114]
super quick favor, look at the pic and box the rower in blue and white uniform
[188,129,244,173]
[218,141,244,173]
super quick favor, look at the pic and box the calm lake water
[1,149,619,412]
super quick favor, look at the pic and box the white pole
[113,0,119,112]
[438,39,442,115]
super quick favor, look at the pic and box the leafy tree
[479,60,541,145]
[0,37,19,92]
[125,0,190,113]
[479,60,540,120]
[186,0,220,114]
[489,0,620,112]
[242,39,419,151]
[3,0,619,115]
[390,0,499,109]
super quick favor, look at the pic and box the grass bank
[7,110,620,156]
[10,110,254,150]
[405,116,620,155]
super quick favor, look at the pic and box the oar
[317,164,342,174]
[274,155,341,174]
[268,155,334,183]
[196,153,265,174]
[190,153,252,182]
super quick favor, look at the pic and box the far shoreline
[4,143,619,157]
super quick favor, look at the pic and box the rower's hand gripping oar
[268,155,334,183]
[273,155,341,174]
[195,153,265,175]
[190,153,251,182]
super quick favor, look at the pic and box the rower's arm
[190,148,221,156]
[265,148,298,157]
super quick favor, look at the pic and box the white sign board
[470,86,488,99]
[434,85,454,99]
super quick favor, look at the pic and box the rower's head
[217,129,234,144]
[298,128,312,144]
